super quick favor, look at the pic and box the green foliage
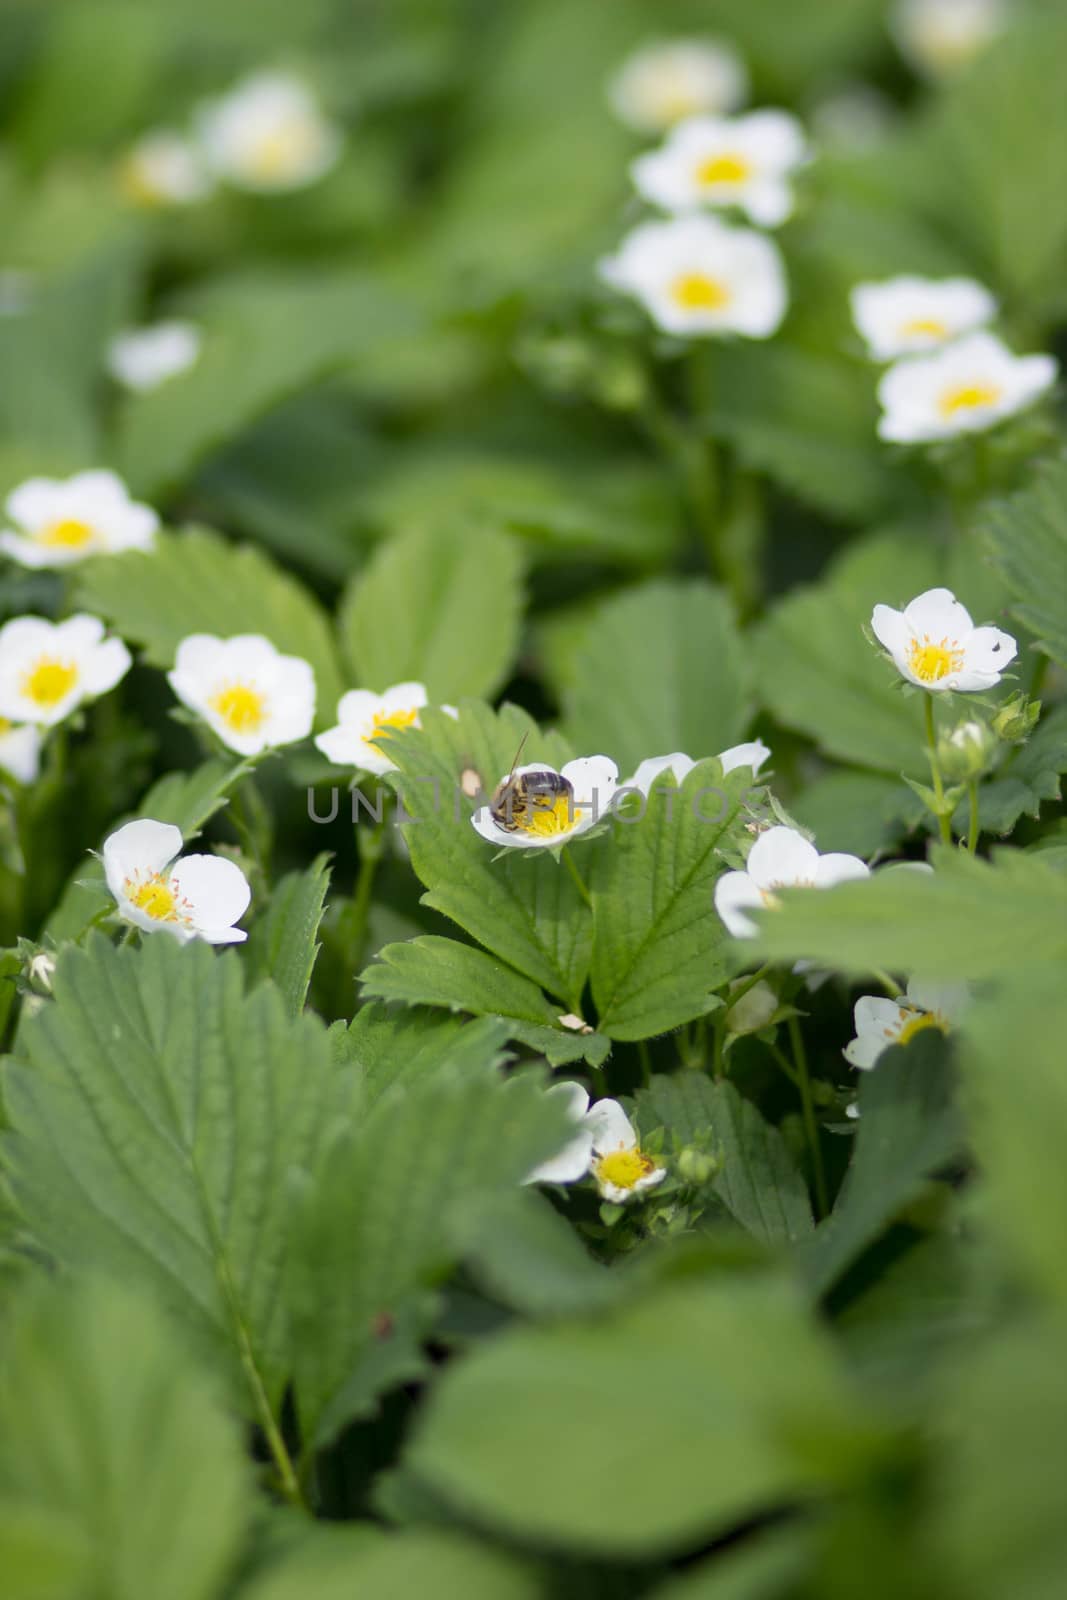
[639,1074,812,1245]
[3,937,333,1416]
[0,1275,248,1600]
[239,1528,545,1600]
[750,847,1067,980]
[405,1274,885,1558]
[338,521,523,701]
[982,455,1067,671]
[554,578,751,778]
[589,763,753,1039]
[245,854,331,1015]
[74,525,345,718]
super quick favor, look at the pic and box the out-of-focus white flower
[103,818,251,945]
[627,740,771,795]
[120,130,214,207]
[631,111,807,227]
[844,979,970,1070]
[850,276,996,361]
[877,331,1056,443]
[107,322,202,392]
[0,719,41,784]
[1,471,158,569]
[315,682,428,775]
[871,587,1017,692]
[812,84,895,152]
[599,215,787,339]
[608,38,748,133]
[526,1084,667,1203]
[472,756,618,850]
[0,615,131,727]
[891,0,1009,78]
[196,73,342,192]
[715,825,870,939]
[725,977,778,1034]
[168,634,316,756]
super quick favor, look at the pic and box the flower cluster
[850,274,1057,444]
[120,71,342,207]
[599,34,798,342]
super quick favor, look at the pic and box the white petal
[586,1097,637,1154]
[843,1033,889,1071]
[813,852,870,888]
[906,979,970,1021]
[870,604,909,659]
[103,819,182,899]
[79,637,132,698]
[718,739,770,775]
[714,870,764,938]
[903,587,973,639]
[169,853,251,934]
[629,752,694,794]
[746,826,820,890]
[0,723,41,784]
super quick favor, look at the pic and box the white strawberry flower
[168,634,316,756]
[715,825,870,939]
[1,470,159,569]
[526,1085,667,1203]
[844,979,970,1070]
[196,73,342,193]
[107,321,202,392]
[876,332,1056,444]
[471,756,618,850]
[628,739,771,795]
[0,615,131,727]
[608,38,748,133]
[314,681,428,775]
[631,110,807,227]
[891,0,1009,78]
[850,276,996,361]
[103,818,251,945]
[0,719,41,784]
[599,216,787,340]
[120,130,214,207]
[871,587,1017,692]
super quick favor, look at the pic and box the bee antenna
[504,730,530,785]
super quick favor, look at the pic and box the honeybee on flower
[472,755,618,850]
[871,588,1017,693]
[850,276,996,361]
[876,332,1056,444]
[526,1084,666,1203]
[0,615,131,728]
[168,634,316,756]
[599,215,787,340]
[631,110,808,228]
[1,470,158,569]
[103,818,251,945]
[196,73,342,193]
[608,38,748,134]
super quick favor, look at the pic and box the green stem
[788,1014,829,1220]
[561,845,592,908]
[768,1040,800,1089]
[873,969,902,999]
[344,812,387,972]
[924,694,952,846]
[967,779,980,855]
[638,1040,652,1087]
[726,962,773,1012]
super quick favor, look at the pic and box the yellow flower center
[0,717,10,735]
[671,272,731,311]
[39,518,96,550]
[518,792,575,837]
[696,152,751,186]
[210,682,267,735]
[938,381,1002,418]
[900,316,948,340]
[127,874,180,922]
[371,707,419,741]
[21,657,79,708]
[896,1009,949,1047]
[906,635,964,684]
[247,123,316,181]
[595,1147,657,1191]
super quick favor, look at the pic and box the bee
[489,736,574,833]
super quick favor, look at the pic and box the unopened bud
[992,693,1040,745]
[938,718,994,781]
[677,1146,720,1185]
[725,978,777,1035]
